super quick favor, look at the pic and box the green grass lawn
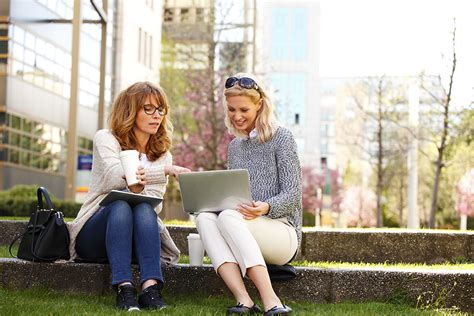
[1,287,465,315]
[3,246,473,270]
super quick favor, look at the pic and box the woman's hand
[164,165,191,178]
[238,201,270,220]
[128,166,146,193]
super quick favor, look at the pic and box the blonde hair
[108,81,172,161]
[223,73,278,143]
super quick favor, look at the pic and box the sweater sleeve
[144,151,172,185]
[93,130,128,193]
[265,129,302,219]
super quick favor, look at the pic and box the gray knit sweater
[228,126,303,246]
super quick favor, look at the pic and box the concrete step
[2,220,472,264]
[0,258,472,312]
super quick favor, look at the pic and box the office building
[0,0,164,199]
[257,0,321,167]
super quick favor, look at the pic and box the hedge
[0,185,82,217]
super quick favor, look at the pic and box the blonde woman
[196,73,302,315]
[69,82,190,311]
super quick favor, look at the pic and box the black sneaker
[116,284,140,311]
[138,283,166,310]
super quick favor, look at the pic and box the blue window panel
[292,8,308,61]
[271,8,289,61]
[270,73,307,126]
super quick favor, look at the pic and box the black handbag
[9,187,70,262]
[267,264,297,282]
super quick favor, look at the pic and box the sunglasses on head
[225,77,260,93]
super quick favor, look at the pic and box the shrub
[0,185,81,217]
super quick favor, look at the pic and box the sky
[317,0,474,105]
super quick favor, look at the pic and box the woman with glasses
[69,82,190,311]
[196,73,301,315]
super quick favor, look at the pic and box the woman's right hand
[164,165,191,178]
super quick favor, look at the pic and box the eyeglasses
[225,77,260,93]
[143,104,167,116]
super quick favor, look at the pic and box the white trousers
[196,209,298,276]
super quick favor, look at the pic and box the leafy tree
[456,169,474,218]
[302,166,343,214]
[161,3,252,171]
[344,76,408,227]
[341,186,377,227]
[419,22,460,228]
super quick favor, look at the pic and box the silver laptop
[178,169,252,214]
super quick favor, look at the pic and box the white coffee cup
[119,150,140,186]
[187,233,205,266]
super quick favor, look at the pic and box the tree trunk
[428,22,456,229]
[398,176,405,227]
[429,158,443,228]
[376,82,384,228]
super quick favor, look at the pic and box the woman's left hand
[129,166,146,193]
[238,201,270,220]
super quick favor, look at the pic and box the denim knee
[106,200,133,226]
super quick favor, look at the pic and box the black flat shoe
[227,303,262,315]
[264,304,292,315]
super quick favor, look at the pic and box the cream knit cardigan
[67,129,180,264]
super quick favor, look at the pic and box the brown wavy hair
[108,81,172,161]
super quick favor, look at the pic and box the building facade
[257,0,321,167]
[114,0,162,92]
[0,0,165,199]
[0,0,115,198]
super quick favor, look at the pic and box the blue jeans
[75,200,163,286]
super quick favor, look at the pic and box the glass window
[24,32,35,50]
[270,72,306,126]
[12,43,24,61]
[23,65,34,82]
[35,38,46,55]
[11,115,21,129]
[20,152,31,166]
[11,60,23,75]
[23,119,32,133]
[32,137,45,152]
[164,8,174,22]
[271,7,308,62]
[13,26,25,44]
[292,8,308,61]
[20,135,30,150]
[9,148,19,164]
[32,154,41,169]
[24,49,35,66]
[9,132,20,147]
[45,43,56,60]
[271,8,289,60]
[196,8,204,22]
[36,55,47,71]
[180,8,190,22]
[321,124,328,137]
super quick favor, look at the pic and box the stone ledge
[1,221,473,264]
[0,258,472,312]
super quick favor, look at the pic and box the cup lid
[187,233,200,240]
[119,150,139,157]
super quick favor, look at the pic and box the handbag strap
[9,232,24,259]
[37,187,53,210]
